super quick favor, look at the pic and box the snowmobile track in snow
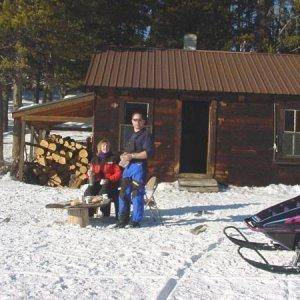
[156,236,224,300]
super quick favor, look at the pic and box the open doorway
[180,101,209,173]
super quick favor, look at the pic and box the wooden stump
[68,207,89,228]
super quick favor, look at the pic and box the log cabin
[13,49,300,189]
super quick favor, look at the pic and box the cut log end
[68,207,89,227]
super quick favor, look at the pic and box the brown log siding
[215,98,300,186]
[93,91,120,152]
[93,88,300,186]
[151,97,180,181]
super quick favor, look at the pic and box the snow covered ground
[0,177,299,299]
[0,102,299,299]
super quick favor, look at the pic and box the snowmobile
[224,195,300,274]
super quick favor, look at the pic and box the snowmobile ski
[238,247,300,275]
[223,226,287,251]
[224,195,300,274]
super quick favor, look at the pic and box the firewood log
[34,147,45,156]
[48,143,57,151]
[46,154,53,161]
[36,156,46,167]
[59,156,67,165]
[79,165,88,174]
[69,174,86,188]
[50,174,62,186]
[69,165,76,171]
[48,180,61,187]
[75,143,83,150]
[55,135,62,143]
[79,174,86,180]
[64,140,70,148]
[52,153,60,162]
[75,162,82,168]
[78,149,88,158]
[66,151,73,159]
[75,170,81,177]
[80,157,89,165]
[40,139,48,148]
[48,135,55,142]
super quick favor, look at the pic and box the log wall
[214,96,300,186]
[151,97,181,181]
[93,90,120,152]
[94,88,300,186]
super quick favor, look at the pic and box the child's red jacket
[87,152,122,188]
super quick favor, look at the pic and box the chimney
[183,34,197,50]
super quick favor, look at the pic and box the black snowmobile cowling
[244,195,300,250]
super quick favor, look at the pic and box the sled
[224,194,300,274]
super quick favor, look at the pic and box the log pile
[26,134,89,188]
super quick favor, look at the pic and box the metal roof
[85,49,300,95]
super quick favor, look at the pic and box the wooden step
[178,173,219,193]
[179,186,219,193]
[178,173,212,179]
[179,178,218,187]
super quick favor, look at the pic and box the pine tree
[67,0,152,49]
[230,0,299,53]
[149,0,232,50]
[0,0,92,167]
[276,0,300,53]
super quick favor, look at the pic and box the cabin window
[274,102,300,164]
[119,101,153,151]
[282,110,300,157]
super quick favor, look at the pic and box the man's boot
[115,213,130,228]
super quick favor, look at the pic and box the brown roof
[85,49,300,95]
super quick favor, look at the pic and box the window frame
[274,101,300,165]
[118,99,153,151]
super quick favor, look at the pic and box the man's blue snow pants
[118,162,146,222]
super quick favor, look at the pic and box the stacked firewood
[26,134,90,188]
